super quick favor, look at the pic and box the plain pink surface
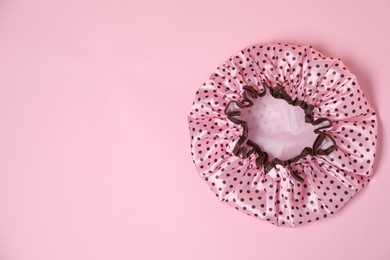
[0,0,388,259]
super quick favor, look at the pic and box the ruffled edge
[224,81,337,182]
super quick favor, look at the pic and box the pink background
[0,0,388,259]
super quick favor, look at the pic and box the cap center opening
[237,90,318,161]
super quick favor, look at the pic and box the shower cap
[188,43,377,227]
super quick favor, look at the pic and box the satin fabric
[188,43,377,227]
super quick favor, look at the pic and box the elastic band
[224,82,337,182]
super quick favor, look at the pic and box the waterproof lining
[224,82,337,182]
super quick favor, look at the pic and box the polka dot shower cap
[187,43,377,227]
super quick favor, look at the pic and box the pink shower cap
[188,43,377,227]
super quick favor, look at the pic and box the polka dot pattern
[188,43,377,227]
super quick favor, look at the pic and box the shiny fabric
[188,43,378,227]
